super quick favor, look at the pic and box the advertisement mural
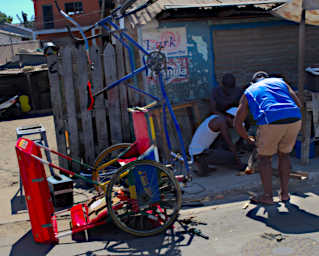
[142,27,188,57]
[146,57,189,85]
[142,27,189,85]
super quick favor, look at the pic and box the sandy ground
[0,115,57,188]
[0,115,57,224]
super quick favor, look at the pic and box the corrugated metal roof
[0,24,33,39]
[0,65,48,76]
[127,0,288,26]
[272,0,319,26]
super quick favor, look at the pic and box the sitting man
[189,108,247,176]
[210,73,243,116]
[211,73,250,151]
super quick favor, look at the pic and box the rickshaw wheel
[106,160,182,237]
[93,143,132,191]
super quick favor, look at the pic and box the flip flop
[279,193,290,203]
[250,195,275,205]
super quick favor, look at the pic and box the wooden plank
[25,73,38,110]
[272,168,309,181]
[116,42,131,142]
[46,53,68,168]
[150,108,170,160]
[90,45,109,154]
[192,102,201,127]
[123,28,139,107]
[301,110,312,165]
[74,46,95,165]
[104,43,123,144]
[186,106,197,134]
[311,92,319,138]
[62,46,81,167]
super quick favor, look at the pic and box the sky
[0,0,35,24]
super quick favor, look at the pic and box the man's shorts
[256,120,302,156]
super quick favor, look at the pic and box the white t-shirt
[188,114,220,156]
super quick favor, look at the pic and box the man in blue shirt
[234,71,302,205]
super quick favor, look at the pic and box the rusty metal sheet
[128,0,287,26]
[272,0,319,26]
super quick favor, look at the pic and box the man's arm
[287,84,302,108]
[210,117,242,166]
[234,94,253,143]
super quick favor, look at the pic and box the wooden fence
[47,43,209,169]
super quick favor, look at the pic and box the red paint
[16,138,57,243]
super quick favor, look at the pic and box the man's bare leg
[278,152,291,201]
[254,155,274,204]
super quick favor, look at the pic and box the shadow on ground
[73,222,194,256]
[246,201,319,234]
[9,221,195,256]
[9,231,54,256]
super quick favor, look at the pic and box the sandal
[250,194,275,205]
[279,192,290,202]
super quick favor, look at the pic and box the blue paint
[210,20,297,86]
[144,21,212,104]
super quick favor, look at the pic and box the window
[64,2,83,15]
[42,5,54,29]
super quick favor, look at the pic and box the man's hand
[247,136,256,145]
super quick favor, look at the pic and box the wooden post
[150,108,170,160]
[298,5,309,164]
[46,54,68,168]
[74,46,95,164]
[25,72,38,110]
[116,42,131,142]
[62,46,81,167]
[90,45,109,154]
[104,43,123,144]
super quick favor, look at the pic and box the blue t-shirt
[244,78,301,125]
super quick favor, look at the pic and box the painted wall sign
[142,27,188,57]
[147,57,189,85]
[142,27,189,85]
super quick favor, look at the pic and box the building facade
[131,1,319,105]
[33,0,102,44]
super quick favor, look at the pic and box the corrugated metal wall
[212,21,319,89]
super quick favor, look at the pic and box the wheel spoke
[107,160,181,236]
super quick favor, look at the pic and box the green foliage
[0,11,13,24]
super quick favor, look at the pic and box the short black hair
[222,73,235,88]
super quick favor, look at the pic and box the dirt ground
[0,115,58,226]
[0,115,57,189]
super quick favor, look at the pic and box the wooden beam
[90,45,109,154]
[25,73,37,110]
[46,54,68,168]
[62,46,81,167]
[298,7,309,164]
[104,43,123,144]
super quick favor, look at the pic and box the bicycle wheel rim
[106,160,182,237]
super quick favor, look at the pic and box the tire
[70,222,87,242]
[106,160,182,237]
[92,143,132,191]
